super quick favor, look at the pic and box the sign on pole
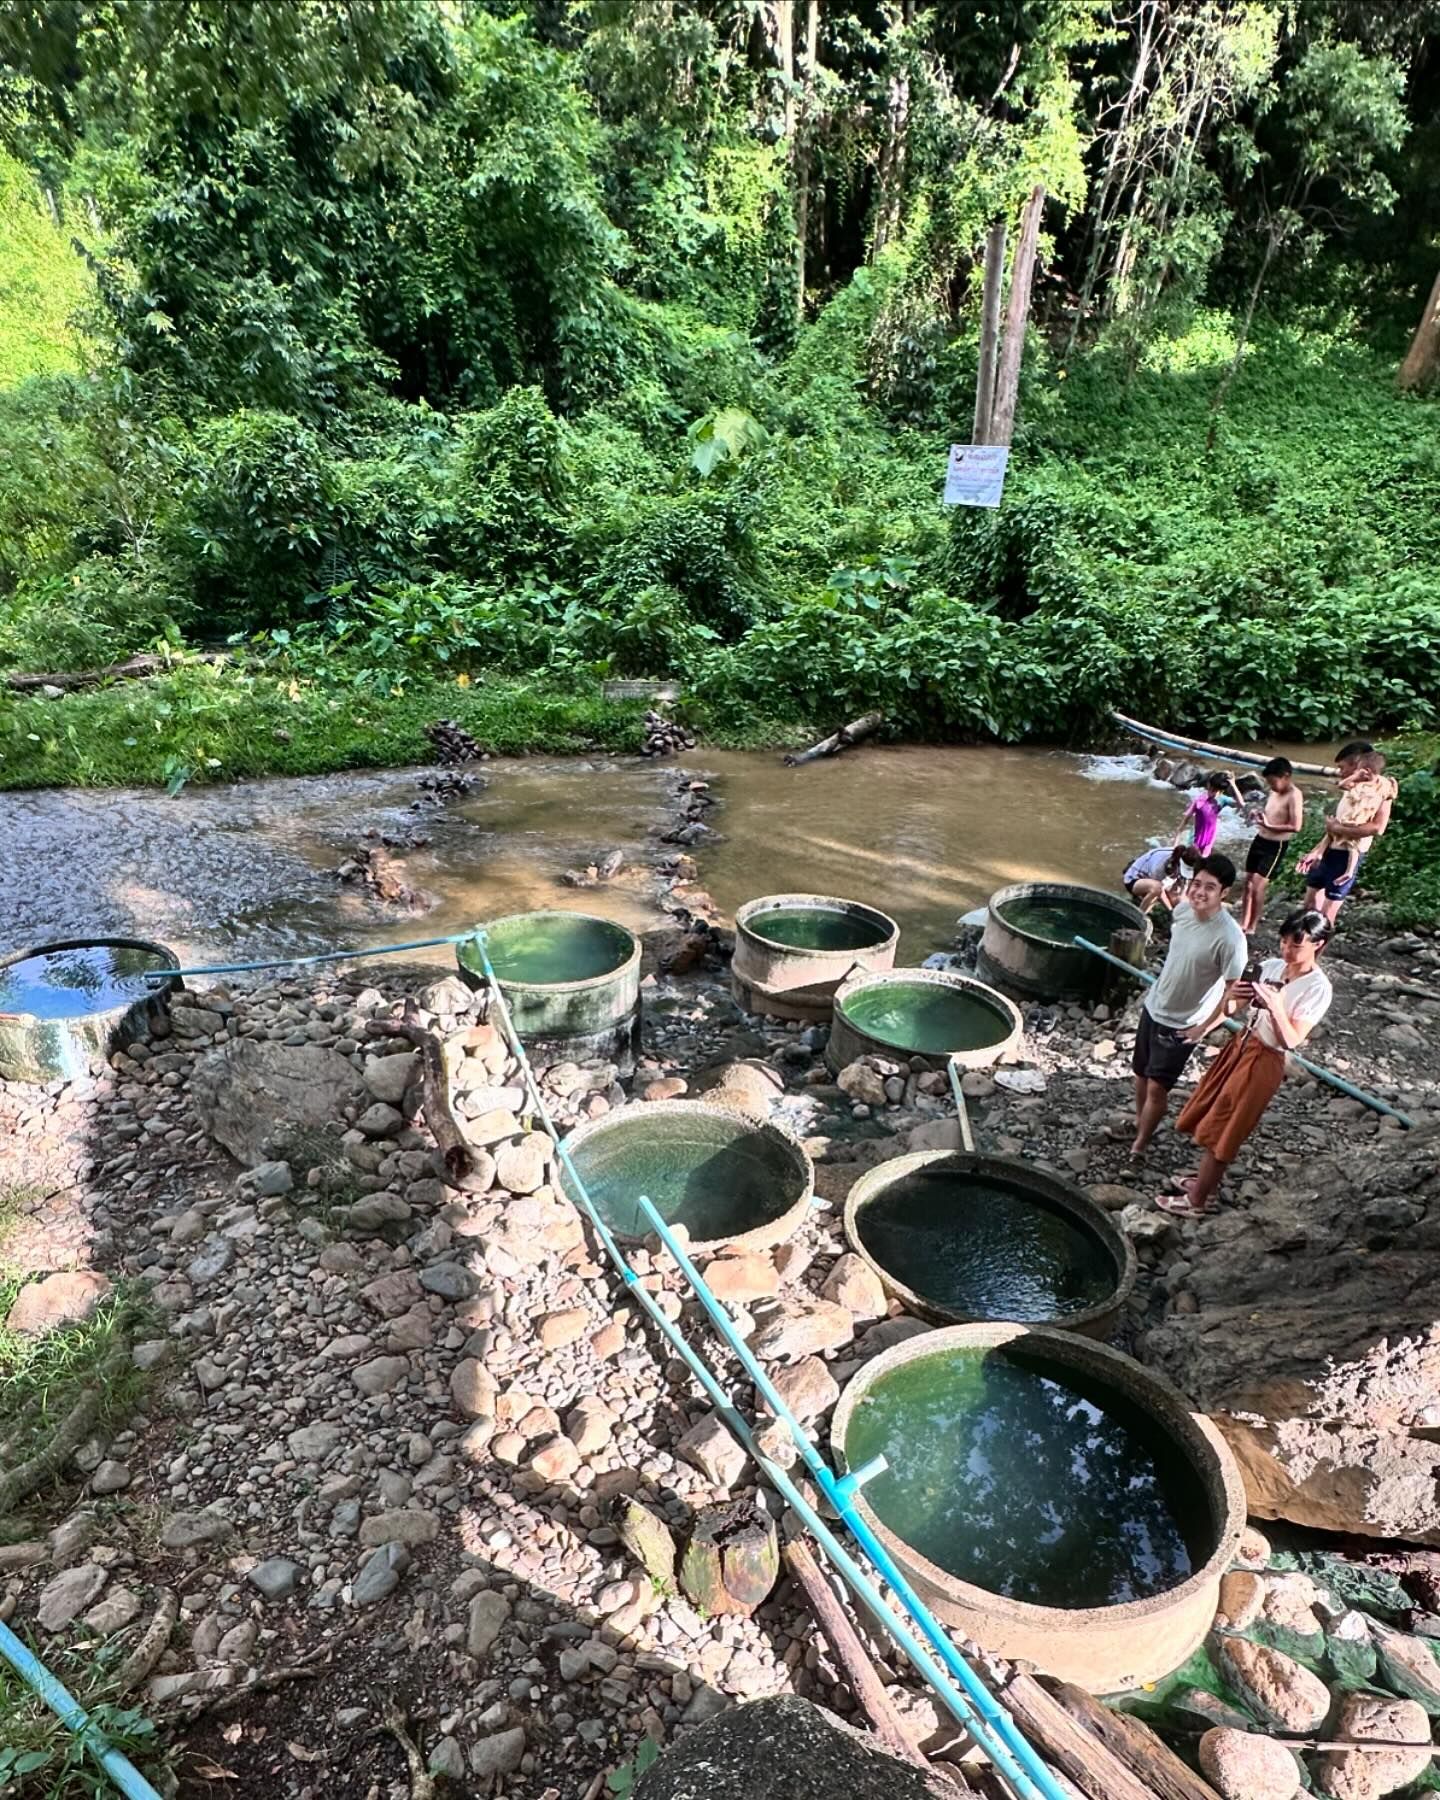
[943,444,1010,508]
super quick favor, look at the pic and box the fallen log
[4,652,225,694]
[782,1537,947,1780]
[364,1005,481,1190]
[1004,1674,1160,1800]
[1044,1681,1220,1800]
[784,710,883,767]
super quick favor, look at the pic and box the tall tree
[1398,268,1440,392]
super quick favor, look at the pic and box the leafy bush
[450,386,571,578]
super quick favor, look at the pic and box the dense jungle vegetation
[0,0,1438,855]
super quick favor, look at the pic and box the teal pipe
[142,932,474,986]
[634,1195,1063,1800]
[1072,935,1414,1128]
[0,1620,163,1800]
[468,932,1065,1800]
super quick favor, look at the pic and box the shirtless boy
[1239,757,1304,935]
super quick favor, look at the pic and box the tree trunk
[988,184,1046,448]
[1207,228,1277,449]
[972,220,1007,443]
[871,2,913,258]
[793,0,819,320]
[775,0,795,140]
[1398,269,1440,393]
[680,1499,780,1616]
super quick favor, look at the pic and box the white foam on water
[1077,753,1169,787]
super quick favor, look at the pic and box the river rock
[1198,1728,1302,1800]
[36,1562,108,1631]
[694,1061,781,1121]
[495,1132,550,1194]
[236,1158,293,1197]
[1214,1636,1331,1732]
[1142,1124,1440,1542]
[820,1254,886,1318]
[358,1508,438,1548]
[353,1354,410,1396]
[705,1253,780,1303]
[450,1357,497,1418]
[1371,1619,1440,1712]
[1216,1570,1266,1631]
[363,1051,417,1105]
[466,1590,510,1658]
[162,1508,235,1550]
[750,1300,855,1362]
[353,1541,409,1605]
[678,1412,749,1489]
[248,1557,302,1600]
[5,1270,111,1336]
[836,1062,888,1110]
[1317,1692,1432,1797]
[633,1695,948,1799]
[469,1727,526,1780]
[192,1038,367,1165]
[769,1355,840,1422]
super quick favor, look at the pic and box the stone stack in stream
[641,709,696,757]
[424,717,487,764]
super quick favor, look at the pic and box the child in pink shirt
[1176,772,1242,857]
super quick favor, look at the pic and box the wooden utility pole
[972,220,1007,443]
[987,183,1046,447]
[1398,269,1440,393]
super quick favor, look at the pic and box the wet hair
[1176,845,1203,869]
[1336,740,1373,763]
[1194,852,1237,890]
[1357,749,1386,774]
[1263,757,1292,779]
[1279,908,1333,948]
[1204,771,1229,792]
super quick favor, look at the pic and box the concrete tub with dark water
[844,1150,1134,1335]
[731,893,899,1022]
[832,1323,1244,1692]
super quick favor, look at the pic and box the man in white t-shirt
[1131,853,1248,1159]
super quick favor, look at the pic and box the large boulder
[1142,1123,1440,1544]
[191,1039,368,1166]
[633,1696,951,1800]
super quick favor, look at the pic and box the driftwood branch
[0,1336,130,1514]
[1045,1681,1219,1800]
[365,1005,479,1189]
[1004,1675,1159,1800]
[783,1538,957,1785]
[784,711,883,767]
[115,1589,178,1695]
[4,652,226,694]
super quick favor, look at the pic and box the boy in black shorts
[1239,758,1303,935]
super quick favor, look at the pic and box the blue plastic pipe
[0,1620,163,1800]
[1073,934,1414,1127]
[468,930,1066,1800]
[142,932,474,985]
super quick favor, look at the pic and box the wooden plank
[1046,1682,1221,1800]
[1003,1675,1159,1800]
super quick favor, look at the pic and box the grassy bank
[0,664,659,791]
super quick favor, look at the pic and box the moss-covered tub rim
[829,1322,1246,1691]
[458,910,641,998]
[559,1098,815,1254]
[735,893,901,959]
[829,965,1024,1068]
[842,1148,1137,1337]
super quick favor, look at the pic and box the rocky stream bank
[3,861,1440,1799]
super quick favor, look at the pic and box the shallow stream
[0,744,1309,966]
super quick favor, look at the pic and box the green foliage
[451,386,571,577]
[0,151,89,384]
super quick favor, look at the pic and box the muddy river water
[0,745,1303,968]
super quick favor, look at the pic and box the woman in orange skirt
[1157,909,1334,1217]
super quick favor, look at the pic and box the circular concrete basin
[978,881,1149,1002]
[732,893,899,1022]
[457,911,640,1072]
[826,967,1022,1074]
[0,937,180,1084]
[832,1323,1244,1692]
[844,1149,1135,1336]
[563,1099,813,1253]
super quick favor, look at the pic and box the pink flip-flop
[1155,1189,1216,1218]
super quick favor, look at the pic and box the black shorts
[1245,835,1289,880]
[1131,1006,1196,1091]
